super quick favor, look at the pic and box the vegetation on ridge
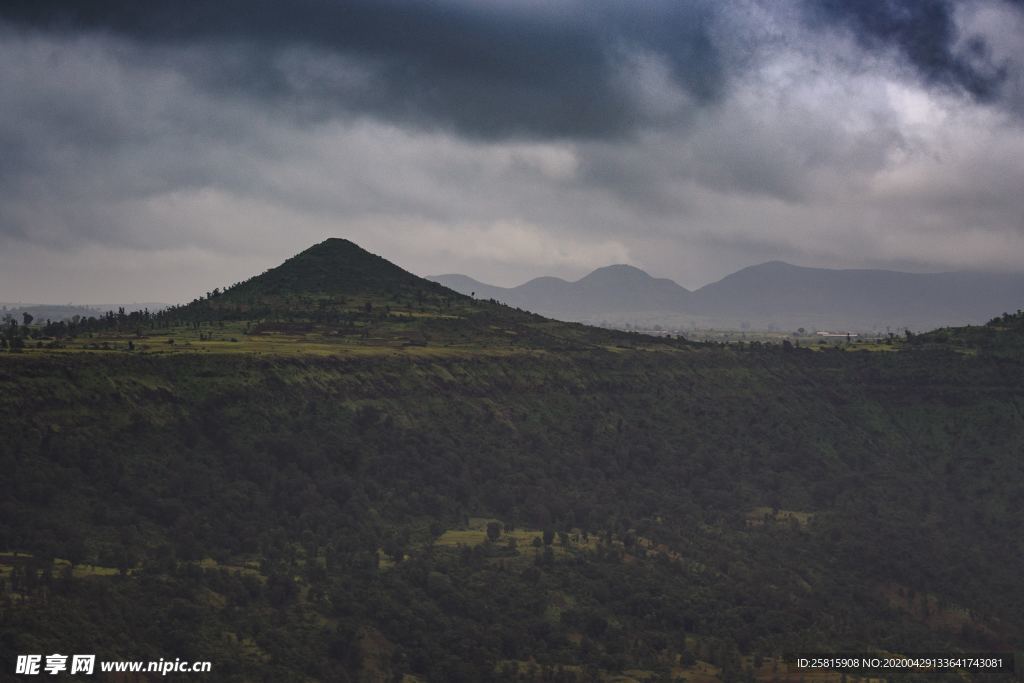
[2,241,1023,682]
[3,239,691,356]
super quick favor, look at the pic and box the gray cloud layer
[2,0,1024,302]
[1,0,727,139]
[805,0,1008,101]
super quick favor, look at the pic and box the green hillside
[2,242,1023,682]
[10,239,687,356]
[215,238,463,309]
[910,310,1024,357]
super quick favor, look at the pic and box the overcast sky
[2,0,1024,303]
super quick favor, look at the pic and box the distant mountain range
[10,253,1024,332]
[430,261,1024,332]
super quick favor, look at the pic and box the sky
[2,0,1024,303]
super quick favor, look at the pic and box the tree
[22,312,33,326]
[383,535,405,563]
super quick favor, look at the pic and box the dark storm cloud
[0,0,724,139]
[804,0,1010,104]
[3,0,1024,303]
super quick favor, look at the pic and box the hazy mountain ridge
[432,265,691,317]
[431,261,1024,331]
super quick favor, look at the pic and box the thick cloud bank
[2,0,1024,301]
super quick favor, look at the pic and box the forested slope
[2,344,1023,681]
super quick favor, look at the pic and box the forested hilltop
[3,240,688,357]
[2,241,1023,682]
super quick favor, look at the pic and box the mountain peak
[225,238,450,301]
[169,239,666,352]
[578,264,659,286]
[744,260,799,272]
